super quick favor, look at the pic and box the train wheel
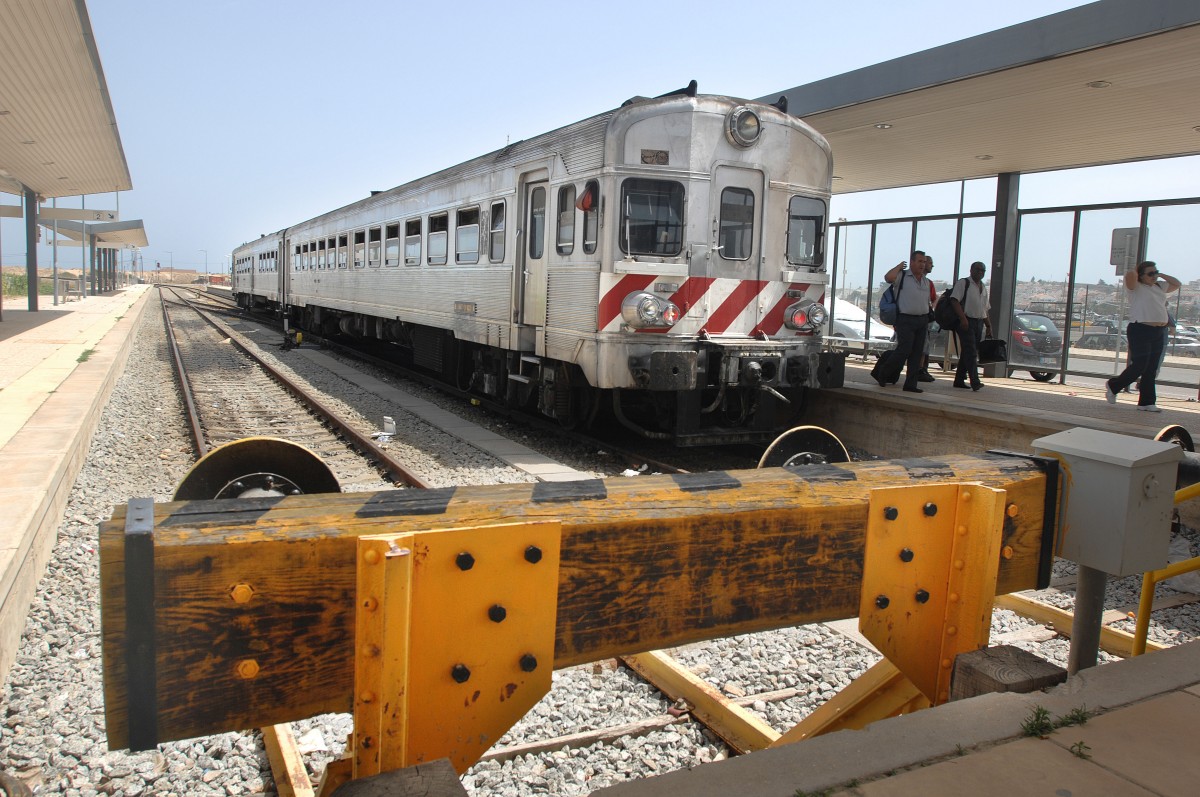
[757,425,850,469]
[173,437,341,500]
[1154,424,1194,452]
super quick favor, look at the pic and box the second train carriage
[232,84,843,445]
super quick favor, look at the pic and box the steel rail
[158,288,209,458]
[159,287,431,489]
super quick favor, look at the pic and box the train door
[707,165,766,329]
[518,177,549,332]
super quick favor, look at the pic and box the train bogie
[233,85,841,445]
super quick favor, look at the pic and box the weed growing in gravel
[77,348,94,363]
[1069,740,1092,759]
[1056,706,1091,727]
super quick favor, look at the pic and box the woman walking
[1105,260,1180,412]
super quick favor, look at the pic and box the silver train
[232,83,843,446]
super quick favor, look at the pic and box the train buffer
[97,427,1183,794]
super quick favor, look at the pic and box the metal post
[23,185,38,311]
[1067,564,1108,674]
[52,198,59,305]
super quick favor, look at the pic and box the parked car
[1165,335,1200,357]
[822,298,894,354]
[928,311,1063,381]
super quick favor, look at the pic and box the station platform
[0,291,1197,796]
[0,286,152,682]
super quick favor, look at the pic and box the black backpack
[934,279,967,329]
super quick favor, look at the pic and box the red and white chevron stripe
[598,273,823,337]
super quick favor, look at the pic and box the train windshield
[786,196,826,267]
[620,178,684,256]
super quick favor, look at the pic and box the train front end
[596,93,840,446]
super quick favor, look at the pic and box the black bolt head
[519,654,538,672]
[524,545,543,564]
[450,664,471,683]
[915,589,930,604]
[884,506,899,521]
[923,502,938,517]
[455,552,475,571]
[488,604,507,623]
[899,548,915,562]
[875,594,890,609]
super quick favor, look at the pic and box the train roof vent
[621,79,698,108]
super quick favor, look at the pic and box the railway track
[159,286,428,489]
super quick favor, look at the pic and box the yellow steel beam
[994,593,1166,657]
[621,651,780,754]
[859,483,1006,704]
[350,522,560,781]
[770,660,929,745]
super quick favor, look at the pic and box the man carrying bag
[871,251,933,393]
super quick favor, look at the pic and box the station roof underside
[761,0,1200,194]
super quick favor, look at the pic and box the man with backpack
[871,250,934,392]
[947,261,993,391]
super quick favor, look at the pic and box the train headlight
[784,298,825,331]
[726,107,762,148]
[622,291,682,329]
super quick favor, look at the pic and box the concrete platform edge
[0,289,153,684]
[591,641,1200,797]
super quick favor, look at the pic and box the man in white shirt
[871,251,934,393]
[948,261,993,391]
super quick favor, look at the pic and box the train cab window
[619,178,683,256]
[718,187,755,260]
[428,213,448,265]
[368,227,382,267]
[354,230,366,269]
[456,208,480,264]
[489,201,505,262]
[385,224,400,267]
[580,180,599,255]
[528,187,546,259]
[338,235,348,268]
[556,185,576,256]
[786,196,826,267]
[405,218,422,266]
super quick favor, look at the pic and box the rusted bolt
[899,548,914,563]
[915,589,930,604]
[875,595,890,609]
[525,545,543,564]
[363,548,380,565]
[456,552,475,571]
[451,664,471,683]
[363,644,380,658]
[884,506,899,521]
[519,654,538,673]
[488,604,507,623]
[1002,545,1014,560]
[235,659,260,680]
[359,691,375,704]
[946,626,958,636]
[362,596,378,612]
[1007,503,1020,518]
[229,583,254,604]
[923,502,938,517]
[961,491,972,503]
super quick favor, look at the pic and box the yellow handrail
[1131,483,1200,655]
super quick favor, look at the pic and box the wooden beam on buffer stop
[98,454,1056,788]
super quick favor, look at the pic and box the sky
[2,0,1196,276]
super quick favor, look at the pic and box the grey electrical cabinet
[1033,428,1181,577]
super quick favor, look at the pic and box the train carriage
[233,83,842,445]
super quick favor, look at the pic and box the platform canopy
[0,0,131,199]
[762,0,1200,194]
[49,218,148,248]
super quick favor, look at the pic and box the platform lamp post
[199,249,208,283]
